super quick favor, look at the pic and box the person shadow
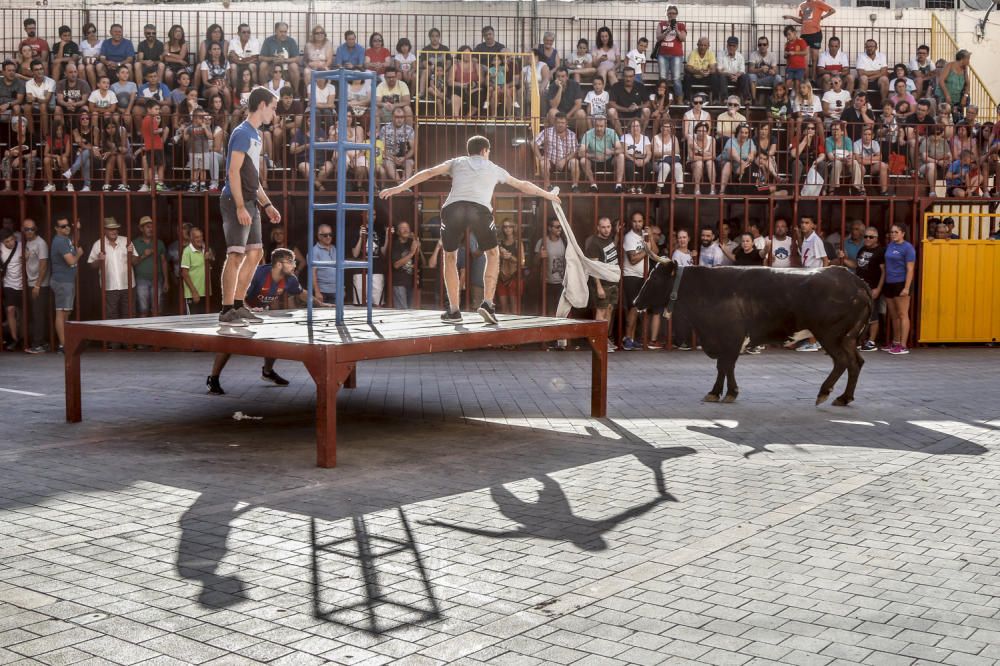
[420,423,694,551]
[176,491,254,608]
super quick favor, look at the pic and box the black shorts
[883,281,906,298]
[440,200,498,253]
[623,275,644,310]
[2,287,23,309]
[146,149,164,167]
[802,31,823,50]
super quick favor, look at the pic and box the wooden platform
[63,308,609,467]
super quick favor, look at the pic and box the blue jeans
[135,278,165,316]
[392,284,412,309]
[658,55,684,99]
[69,149,92,187]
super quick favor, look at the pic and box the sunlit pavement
[1,348,998,665]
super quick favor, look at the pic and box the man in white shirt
[228,23,261,88]
[816,36,853,92]
[856,39,889,102]
[908,44,935,97]
[87,216,137,322]
[764,217,794,268]
[621,211,650,351]
[821,74,851,127]
[715,36,751,106]
[698,226,725,267]
[1,228,24,351]
[24,59,55,137]
[20,218,49,353]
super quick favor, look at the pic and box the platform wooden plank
[64,309,609,467]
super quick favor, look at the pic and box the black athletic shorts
[440,200,498,253]
[802,31,823,50]
[623,275,644,310]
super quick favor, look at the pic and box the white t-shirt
[625,49,647,75]
[313,82,335,105]
[794,94,823,118]
[622,229,646,278]
[769,236,793,268]
[671,248,695,267]
[25,77,56,101]
[623,133,650,161]
[229,36,261,58]
[822,89,851,118]
[856,51,887,72]
[699,243,724,267]
[800,231,827,268]
[817,50,850,72]
[393,52,416,74]
[908,57,935,75]
[24,236,49,287]
[442,155,511,211]
[584,90,609,117]
[1,241,24,290]
[88,89,118,109]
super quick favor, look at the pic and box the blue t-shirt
[884,241,915,284]
[100,38,136,63]
[335,43,365,67]
[222,121,262,201]
[310,242,338,293]
[844,237,863,261]
[246,264,302,308]
[945,160,972,188]
[50,235,76,283]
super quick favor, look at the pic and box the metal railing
[930,13,997,122]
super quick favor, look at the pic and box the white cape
[549,189,622,317]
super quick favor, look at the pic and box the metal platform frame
[306,68,378,328]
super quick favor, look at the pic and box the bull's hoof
[816,392,830,406]
[703,393,721,403]
[722,394,738,404]
[833,395,852,407]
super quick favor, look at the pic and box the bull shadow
[683,415,990,459]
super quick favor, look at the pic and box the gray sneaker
[218,309,248,327]
[233,306,264,324]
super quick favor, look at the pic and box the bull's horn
[643,244,671,265]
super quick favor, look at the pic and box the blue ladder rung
[313,141,373,152]
[312,260,369,270]
[314,69,376,82]
[313,202,371,212]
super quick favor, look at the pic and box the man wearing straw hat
[380,135,559,324]
[87,216,137,324]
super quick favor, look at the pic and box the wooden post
[589,326,608,418]
[64,325,84,423]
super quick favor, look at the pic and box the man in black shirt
[543,67,585,131]
[134,23,165,85]
[607,67,650,134]
[583,216,620,352]
[905,99,934,166]
[474,26,505,53]
[839,91,873,143]
[845,225,885,351]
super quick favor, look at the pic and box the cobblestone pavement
[1,347,998,666]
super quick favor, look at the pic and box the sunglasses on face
[57,224,70,229]
[728,103,739,107]
[693,101,703,105]
[318,232,332,237]
[23,227,36,232]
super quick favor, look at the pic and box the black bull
[633,261,873,406]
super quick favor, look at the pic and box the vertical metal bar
[336,72,349,326]
[367,69,376,324]
[307,71,318,329]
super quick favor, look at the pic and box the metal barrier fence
[2,8,931,88]
[930,14,997,122]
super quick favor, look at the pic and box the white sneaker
[65,182,74,192]
[62,169,72,180]
[43,183,56,192]
[138,184,150,192]
[80,185,91,192]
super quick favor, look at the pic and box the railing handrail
[930,13,997,122]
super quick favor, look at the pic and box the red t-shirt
[19,37,50,60]
[657,20,686,57]
[365,47,391,70]
[141,115,164,151]
[785,39,808,70]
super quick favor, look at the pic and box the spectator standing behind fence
[621,211,651,351]
[935,50,971,113]
[656,5,686,103]
[87,217,137,325]
[180,227,208,314]
[883,223,915,354]
[49,217,81,353]
[20,219,49,353]
[847,226,885,351]
[584,216,619,353]
[783,0,835,82]
[783,26,808,84]
[1,228,24,351]
[764,216,795,267]
[535,217,566,318]
[390,222,419,309]
[131,217,168,317]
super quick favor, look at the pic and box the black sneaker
[477,300,498,325]
[206,375,225,395]
[262,368,289,386]
[233,306,264,324]
[218,309,248,327]
[441,309,462,323]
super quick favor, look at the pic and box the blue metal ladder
[306,68,378,328]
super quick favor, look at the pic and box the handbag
[888,152,907,175]
[801,166,824,196]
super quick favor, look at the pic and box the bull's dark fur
[634,263,873,406]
